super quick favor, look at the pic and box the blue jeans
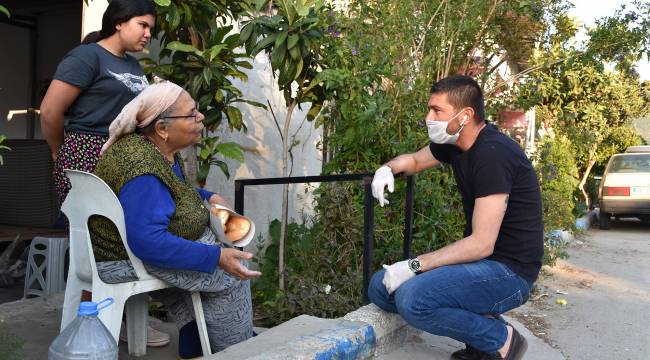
[368,259,531,353]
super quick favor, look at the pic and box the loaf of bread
[224,216,251,242]
[210,208,230,227]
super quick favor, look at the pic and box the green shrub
[534,135,578,265]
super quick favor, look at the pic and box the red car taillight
[604,186,630,196]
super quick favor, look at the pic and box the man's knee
[367,270,390,308]
[394,278,443,323]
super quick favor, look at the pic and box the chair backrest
[61,170,151,282]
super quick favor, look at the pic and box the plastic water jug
[48,298,118,359]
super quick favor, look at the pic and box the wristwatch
[407,258,422,274]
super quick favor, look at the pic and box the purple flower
[334,31,341,38]
[351,48,358,55]
[546,164,557,181]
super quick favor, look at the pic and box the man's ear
[464,107,476,123]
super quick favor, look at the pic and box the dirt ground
[510,218,650,360]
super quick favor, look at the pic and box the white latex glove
[382,260,415,294]
[371,166,394,207]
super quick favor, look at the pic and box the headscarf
[100,79,184,154]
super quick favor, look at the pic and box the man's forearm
[416,235,493,272]
[384,154,418,176]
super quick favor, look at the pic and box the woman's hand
[208,194,232,209]
[218,248,261,280]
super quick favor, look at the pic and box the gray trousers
[96,229,254,352]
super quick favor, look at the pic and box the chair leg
[60,276,84,332]
[191,291,212,356]
[125,293,149,356]
[96,293,126,349]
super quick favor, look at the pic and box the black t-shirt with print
[53,43,148,135]
[429,124,543,284]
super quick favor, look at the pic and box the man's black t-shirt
[429,124,543,284]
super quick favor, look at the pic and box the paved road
[513,218,650,360]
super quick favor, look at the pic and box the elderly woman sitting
[89,80,260,358]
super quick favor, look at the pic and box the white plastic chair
[60,169,212,357]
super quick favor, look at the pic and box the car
[597,153,650,229]
[625,145,650,153]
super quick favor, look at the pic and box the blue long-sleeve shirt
[118,160,220,273]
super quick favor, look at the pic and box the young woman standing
[41,0,154,204]
[40,0,171,348]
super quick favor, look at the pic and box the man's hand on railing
[371,166,395,207]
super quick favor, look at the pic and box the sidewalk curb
[209,315,376,360]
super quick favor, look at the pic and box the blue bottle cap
[77,298,114,316]
[78,302,99,316]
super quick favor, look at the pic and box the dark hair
[81,31,102,44]
[430,75,486,123]
[85,0,156,43]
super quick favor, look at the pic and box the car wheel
[599,212,611,230]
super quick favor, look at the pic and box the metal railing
[234,173,415,304]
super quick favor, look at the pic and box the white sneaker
[119,322,171,347]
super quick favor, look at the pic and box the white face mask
[426,111,466,144]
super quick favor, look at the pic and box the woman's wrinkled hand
[218,248,261,280]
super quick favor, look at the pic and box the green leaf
[306,103,321,121]
[216,142,245,162]
[295,1,309,17]
[287,34,299,49]
[209,44,228,61]
[202,67,212,85]
[255,0,268,12]
[293,57,304,79]
[234,60,254,70]
[213,160,230,179]
[275,31,288,49]
[289,45,300,60]
[214,90,224,103]
[166,41,202,56]
[232,99,267,109]
[154,0,171,6]
[252,33,279,55]
[191,75,203,96]
[199,148,211,160]
[0,5,10,18]
[278,59,297,86]
[239,23,255,44]
[197,164,210,183]
[225,106,244,128]
[166,3,180,30]
[271,41,287,70]
[285,1,297,25]
[181,2,192,25]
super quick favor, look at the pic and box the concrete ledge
[343,304,415,356]
[209,315,376,360]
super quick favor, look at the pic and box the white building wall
[203,53,323,251]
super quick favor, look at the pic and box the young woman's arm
[40,80,81,159]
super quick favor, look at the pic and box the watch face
[409,259,421,272]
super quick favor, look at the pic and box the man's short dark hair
[430,75,486,123]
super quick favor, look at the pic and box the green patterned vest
[89,133,209,262]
